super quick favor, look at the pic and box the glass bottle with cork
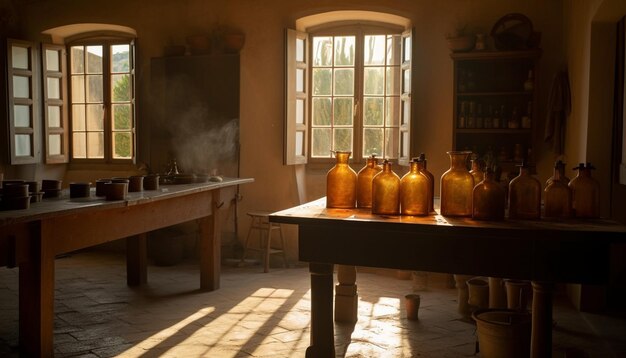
[544,161,572,218]
[508,161,541,220]
[440,151,474,217]
[568,163,600,218]
[372,159,400,215]
[356,154,382,208]
[400,158,430,216]
[472,167,505,220]
[419,153,436,214]
[326,151,357,208]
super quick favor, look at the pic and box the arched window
[42,24,137,163]
[285,12,412,166]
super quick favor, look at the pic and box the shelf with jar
[451,49,541,169]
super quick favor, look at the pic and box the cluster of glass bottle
[326,151,601,220]
[457,101,532,130]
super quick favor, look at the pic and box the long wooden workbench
[0,177,253,356]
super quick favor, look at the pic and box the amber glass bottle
[440,151,474,217]
[470,158,485,186]
[472,168,505,220]
[544,163,572,218]
[356,155,382,208]
[400,159,430,216]
[326,151,357,208]
[546,160,570,186]
[372,159,400,215]
[508,163,541,219]
[418,153,435,214]
[569,163,600,218]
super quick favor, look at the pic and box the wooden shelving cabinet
[451,49,541,170]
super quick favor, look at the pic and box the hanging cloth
[544,69,571,154]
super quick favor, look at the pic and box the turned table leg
[307,262,335,358]
[335,264,358,323]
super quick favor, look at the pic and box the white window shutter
[398,28,412,166]
[284,29,308,165]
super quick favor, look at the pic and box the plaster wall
[9,0,565,262]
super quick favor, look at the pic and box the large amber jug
[326,151,357,208]
[356,155,382,208]
[470,158,485,185]
[400,159,430,216]
[472,168,505,220]
[440,151,474,217]
[508,163,541,219]
[544,162,572,218]
[568,163,600,218]
[418,153,435,214]
[372,159,400,215]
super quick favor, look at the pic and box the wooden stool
[240,211,287,272]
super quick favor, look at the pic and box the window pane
[113,104,131,129]
[333,69,353,95]
[71,46,84,74]
[113,132,132,159]
[72,105,86,131]
[312,98,331,126]
[14,105,30,127]
[363,128,383,157]
[111,44,130,73]
[87,75,103,102]
[313,37,332,66]
[296,68,304,92]
[385,97,400,126]
[15,134,31,156]
[364,67,384,95]
[364,35,385,65]
[333,128,352,152]
[312,68,331,95]
[13,76,29,98]
[403,69,411,93]
[87,104,104,131]
[87,132,104,158]
[295,131,304,156]
[12,46,29,70]
[47,77,61,99]
[333,98,353,126]
[296,99,305,124]
[296,38,305,62]
[402,99,411,125]
[48,106,61,127]
[73,132,86,158]
[386,67,400,95]
[112,74,130,101]
[403,36,411,62]
[86,46,103,74]
[363,97,383,126]
[46,49,60,71]
[386,35,401,66]
[312,128,331,157]
[72,75,85,102]
[401,131,409,157]
[385,128,399,159]
[49,134,61,156]
[334,36,355,66]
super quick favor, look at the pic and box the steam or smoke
[168,104,239,175]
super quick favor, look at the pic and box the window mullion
[354,31,365,162]
[103,44,112,162]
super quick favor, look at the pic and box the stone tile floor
[1,250,625,357]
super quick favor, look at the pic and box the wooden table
[0,177,253,356]
[270,197,626,358]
